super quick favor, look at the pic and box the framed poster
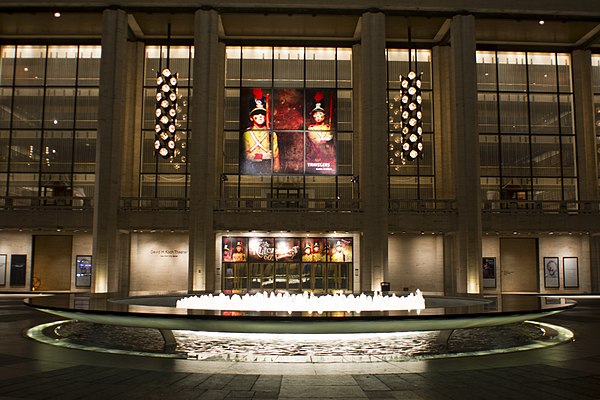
[563,257,579,288]
[275,237,301,262]
[239,87,337,176]
[0,254,6,286]
[248,237,275,262]
[482,257,496,288]
[222,237,248,263]
[327,238,353,263]
[9,254,26,286]
[75,255,92,288]
[543,257,560,288]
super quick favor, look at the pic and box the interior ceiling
[0,11,599,48]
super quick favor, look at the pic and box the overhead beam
[574,23,600,48]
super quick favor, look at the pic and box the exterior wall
[539,235,591,293]
[129,233,189,295]
[388,235,444,295]
[482,235,591,294]
[1,3,600,296]
[0,232,92,291]
[0,233,33,290]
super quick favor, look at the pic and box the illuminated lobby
[1,1,600,398]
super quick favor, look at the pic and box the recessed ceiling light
[539,20,545,25]
[23,67,28,72]
[54,12,61,18]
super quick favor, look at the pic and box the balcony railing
[389,199,457,213]
[3,195,600,217]
[120,197,189,211]
[0,196,92,210]
[216,197,361,212]
[481,200,600,214]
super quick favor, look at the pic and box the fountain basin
[25,293,575,334]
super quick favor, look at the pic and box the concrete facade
[0,1,600,295]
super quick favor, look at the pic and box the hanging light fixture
[388,26,424,166]
[154,24,179,160]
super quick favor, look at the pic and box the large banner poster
[223,236,352,263]
[239,88,336,175]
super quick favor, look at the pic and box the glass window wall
[477,51,576,208]
[140,46,193,199]
[0,45,100,202]
[387,49,434,202]
[223,46,354,208]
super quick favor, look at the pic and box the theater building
[0,1,599,296]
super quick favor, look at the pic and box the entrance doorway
[32,235,73,291]
[499,238,539,292]
[223,262,352,294]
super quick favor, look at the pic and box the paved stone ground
[1,295,600,399]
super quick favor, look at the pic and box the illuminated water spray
[177,290,425,314]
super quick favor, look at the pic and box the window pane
[12,88,43,129]
[274,47,304,87]
[10,130,41,172]
[501,135,530,176]
[8,172,40,196]
[499,93,528,133]
[77,46,101,87]
[0,46,15,86]
[73,131,96,173]
[306,48,336,88]
[561,136,576,177]
[497,52,527,92]
[559,94,574,135]
[225,47,241,87]
[44,88,75,129]
[241,47,272,87]
[476,51,497,91]
[478,92,498,133]
[41,131,73,173]
[556,54,572,93]
[0,130,8,172]
[14,46,46,87]
[528,53,557,93]
[529,93,558,134]
[480,135,499,176]
[76,88,99,129]
[337,48,352,89]
[0,88,11,129]
[46,46,78,86]
[531,135,561,177]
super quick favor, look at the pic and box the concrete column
[358,11,388,292]
[590,235,600,292]
[433,45,455,201]
[189,9,221,292]
[92,9,129,293]
[450,14,482,294]
[121,41,145,198]
[572,50,599,203]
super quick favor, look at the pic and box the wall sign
[482,257,496,288]
[9,254,26,287]
[75,255,92,288]
[0,254,6,286]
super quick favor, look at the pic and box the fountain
[24,290,576,362]
[176,290,426,314]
